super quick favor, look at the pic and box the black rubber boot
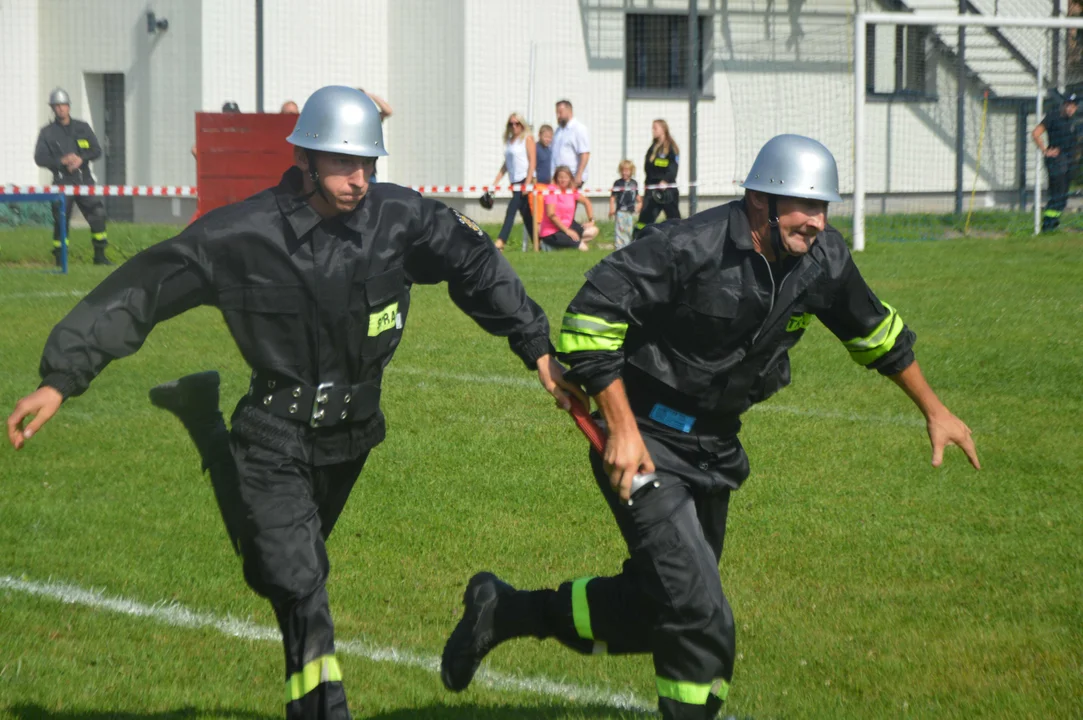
[92,239,114,266]
[440,572,519,692]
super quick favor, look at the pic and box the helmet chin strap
[297,149,330,202]
[767,194,786,260]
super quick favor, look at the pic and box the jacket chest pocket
[218,285,304,369]
[358,267,408,359]
[672,284,744,358]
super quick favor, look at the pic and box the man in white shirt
[551,100,591,187]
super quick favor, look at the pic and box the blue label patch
[649,403,696,433]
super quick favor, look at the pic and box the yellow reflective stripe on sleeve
[571,576,595,640]
[656,676,730,705]
[286,655,343,702]
[842,303,904,366]
[556,313,629,353]
[77,139,90,149]
[654,158,670,167]
[91,232,107,241]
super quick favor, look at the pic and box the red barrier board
[194,113,297,219]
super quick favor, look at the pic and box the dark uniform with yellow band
[441,198,915,720]
[35,166,555,719]
[635,141,681,237]
[33,115,111,264]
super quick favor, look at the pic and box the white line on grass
[0,289,90,300]
[0,574,653,713]
[388,367,925,428]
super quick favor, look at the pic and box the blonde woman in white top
[490,112,536,252]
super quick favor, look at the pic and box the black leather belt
[248,371,381,428]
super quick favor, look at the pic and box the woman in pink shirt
[539,165,598,251]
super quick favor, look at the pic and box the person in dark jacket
[7,86,583,720]
[634,118,681,239]
[33,87,112,265]
[1032,93,1079,232]
[440,135,980,720]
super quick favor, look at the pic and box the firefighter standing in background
[33,87,113,265]
[441,135,980,720]
[8,86,582,719]
[634,118,681,239]
[1032,93,1079,232]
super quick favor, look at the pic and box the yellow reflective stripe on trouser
[286,655,343,702]
[656,676,730,705]
[91,232,107,241]
[556,313,629,353]
[571,576,594,640]
[842,303,903,366]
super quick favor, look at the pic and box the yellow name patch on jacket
[77,139,90,149]
[368,303,400,337]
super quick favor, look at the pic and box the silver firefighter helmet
[741,134,841,203]
[287,85,388,157]
[48,87,71,106]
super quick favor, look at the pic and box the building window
[867,23,935,101]
[626,13,711,96]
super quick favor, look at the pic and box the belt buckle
[310,381,333,428]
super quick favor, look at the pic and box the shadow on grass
[3,706,276,720]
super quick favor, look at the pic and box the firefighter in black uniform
[1032,93,1079,232]
[634,118,681,239]
[33,87,113,265]
[440,135,981,719]
[7,86,583,719]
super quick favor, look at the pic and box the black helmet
[479,191,494,210]
[221,101,241,113]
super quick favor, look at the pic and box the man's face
[299,149,377,213]
[52,103,70,123]
[555,104,571,126]
[775,196,828,256]
[1066,102,1078,118]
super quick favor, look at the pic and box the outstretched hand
[926,409,980,470]
[7,386,64,451]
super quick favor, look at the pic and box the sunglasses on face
[508,120,521,127]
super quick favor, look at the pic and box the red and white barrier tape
[1,184,197,197]
[1,181,700,199]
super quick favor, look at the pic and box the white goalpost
[853,12,1083,251]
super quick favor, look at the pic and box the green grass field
[1,221,1081,719]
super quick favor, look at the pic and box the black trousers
[1043,157,1071,231]
[198,414,365,720]
[537,426,749,720]
[51,195,107,245]
[635,189,681,238]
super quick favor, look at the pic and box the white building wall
[0,0,39,185]
[201,1,255,113]
[389,0,464,186]
[37,0,202,187]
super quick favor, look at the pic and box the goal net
[854,10,1083,249]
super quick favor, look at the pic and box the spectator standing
[490,113,536,253]
[609,160,641,249]
[33,87,112,266]
[535,125,554,184]
[1032,94,1080,232]
[551,100,590,187]
[636,119,681,238]
[281,100,300,114]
